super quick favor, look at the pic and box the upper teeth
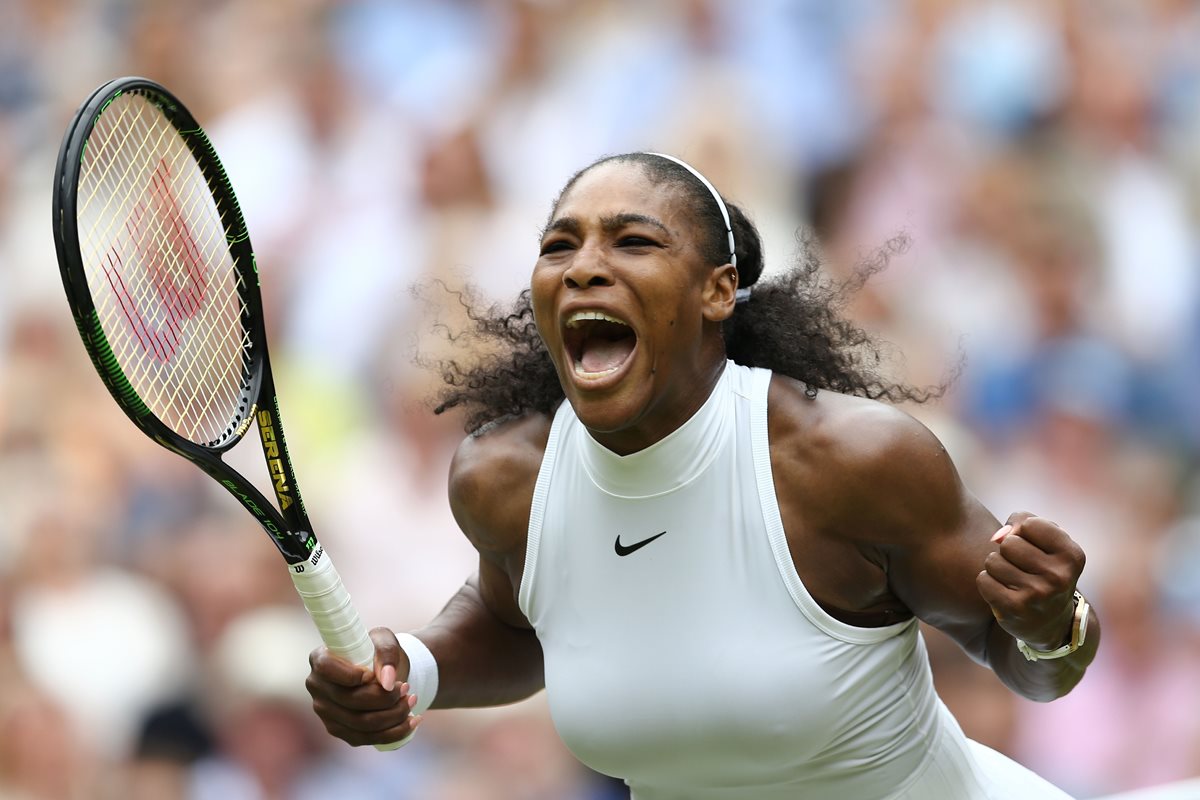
[566,310,628,328]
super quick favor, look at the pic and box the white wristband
[397,633,438,715]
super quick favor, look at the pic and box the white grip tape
[289,544,374,667]
[289,545,407,752]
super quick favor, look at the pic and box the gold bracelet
[1016,591,1090,662]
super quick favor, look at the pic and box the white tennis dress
[518,361,1076,799]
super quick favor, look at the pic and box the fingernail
[991,525,1013,543]
[407,694,418,709]
[400,682,410,695]
[380,664,396,692]
[411,715,423,729]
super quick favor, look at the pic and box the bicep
[829,410,1003,662]
[447,427,542,633]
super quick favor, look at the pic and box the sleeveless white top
[519,362,1075,799]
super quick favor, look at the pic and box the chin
[569,395,646,437]
[558,355,654,440]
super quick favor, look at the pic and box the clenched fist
[976,512,1087,652]
[306,627,422,747]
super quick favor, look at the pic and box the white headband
[646,153,737,268]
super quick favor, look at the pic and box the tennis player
[306,153,1098,798]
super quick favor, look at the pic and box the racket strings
[77,91,253,445]
[84,98,243,434]
[117,135,246,426]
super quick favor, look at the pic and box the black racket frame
[52,76,315,564]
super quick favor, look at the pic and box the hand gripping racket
[52,77,402,750]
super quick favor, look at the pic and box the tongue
[580,336,634,373]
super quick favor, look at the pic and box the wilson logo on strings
[105,156,209,362]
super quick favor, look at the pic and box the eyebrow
[540,212,670,241]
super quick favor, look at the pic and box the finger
[322,713,423,748]
[998,534,1081,592]
[993,511,1039,543]
[996,533,1052,575]
[976,570,1013,619]
[306,675,408,712]
[370,627,406,692]
[1007,516,1074,555]
[311,696,415,736]
[982,549,1039,591]
[1004,511,1037,529]
[309,646,372,688]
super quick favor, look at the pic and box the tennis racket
[51,76,401,750]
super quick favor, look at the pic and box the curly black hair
[431,153,947,433]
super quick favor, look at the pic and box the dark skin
[307,162,1099,745]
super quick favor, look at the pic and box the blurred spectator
[0,679,92,800]
[7,505,194,761]
[187,606,411,800]
[1012,541,1200,797]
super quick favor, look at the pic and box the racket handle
[289,544,407,752]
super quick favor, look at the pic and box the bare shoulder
[767,374,947,472]
[767,375,964,542]
[448,412,554,557]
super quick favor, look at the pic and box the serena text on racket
[257,408,294,511]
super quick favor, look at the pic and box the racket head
[52,76,266,457]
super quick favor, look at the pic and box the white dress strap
[746,367,915,645]
[517,400,572,618]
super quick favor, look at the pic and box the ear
[701,264,739,323]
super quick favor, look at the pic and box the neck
[587,356,727,456]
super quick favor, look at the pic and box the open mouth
[563,310,638,381]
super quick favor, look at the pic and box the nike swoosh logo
[614,531,668,557]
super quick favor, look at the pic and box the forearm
[410,574,545,709]
[985,607,1100,702]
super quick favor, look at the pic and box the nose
[562,244,614,290]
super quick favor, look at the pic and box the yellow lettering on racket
[234,407,257,440]
[257,410,293,510]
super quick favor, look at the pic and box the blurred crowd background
[1,0,1199,798]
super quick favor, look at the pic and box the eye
[616,236,657,248]
[540,240,574,255]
